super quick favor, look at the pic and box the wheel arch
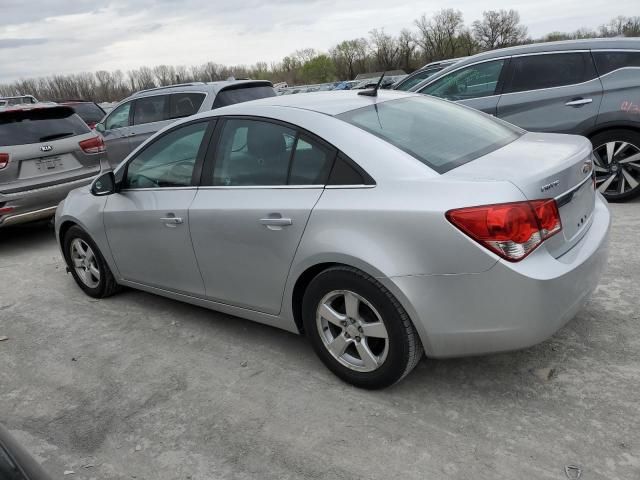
[584,122,640,140]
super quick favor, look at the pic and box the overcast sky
[0,0,633,83]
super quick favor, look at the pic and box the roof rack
[133,82,206,96]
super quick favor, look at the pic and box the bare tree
[415,9,465,62]
[472,10,528,50]
[369,29,400,71]
[397,29,416,72]
[153,65,176,86]
[331,38,369,79]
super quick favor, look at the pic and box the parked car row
[408,38,640,200]
[0,80,277,228]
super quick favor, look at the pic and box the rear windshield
[69,103,105,123]
[337,96,521,173]
[0,107,90,146]
[212,85,276,109]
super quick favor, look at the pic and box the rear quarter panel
[595,68,640,130]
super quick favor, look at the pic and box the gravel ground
[0,197,638,480]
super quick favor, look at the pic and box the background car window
[0,107,89,146]
[420,60,505,100]
[504,53,597,93]
[211,86,276,109]
[169,93,206,119]
[105,102,131,130]
[395,68,440,91]
[133,95,167,125]
[213,119,295,186]
[289,135,335,185]
[125,121,207,188]
[593,51,640,75]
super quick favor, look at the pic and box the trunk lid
[447,132,596,258]
[0,107,103,192]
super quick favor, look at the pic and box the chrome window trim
[324,184,376,189]
[196,185,325,190]
[119,186,198,192]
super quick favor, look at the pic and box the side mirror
[95,122,105,133]
[91,171,117,196]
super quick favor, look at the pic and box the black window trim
[117,118,217,191]
[198,114,376,188]
[501,50,599,96]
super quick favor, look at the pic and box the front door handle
[259,217,292,227]
[127,132,137,137]
[160,216,183,227]
[565,98,593,107]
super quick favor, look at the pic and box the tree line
[1,10,638,102]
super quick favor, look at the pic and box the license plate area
[558,177,596,242]
[19,154,80,179]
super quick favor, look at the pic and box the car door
[189,117,335,314]
[100,100,134,167]
[496,51,603,134]
[103,119,214,295]
[129,94,172,151]
[417,58,508,115]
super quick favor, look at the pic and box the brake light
[79,136,105,154]
[0,206,14,215]
[446,200,562,262]
[0,153,9,169]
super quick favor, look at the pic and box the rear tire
[302,266,423,389]
[63,225,120,298]
[591,129,640,202]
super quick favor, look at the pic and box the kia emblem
[40,145,53,152]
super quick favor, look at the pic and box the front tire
[63,225,120,298]
[302,266,423,389]
[591,129,640,202]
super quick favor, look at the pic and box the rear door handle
[565,98,593,107]
[259,217,292,227]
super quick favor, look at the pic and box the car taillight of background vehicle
[79,136,105,154]
[0,153,9,169]
[446,200,562,262]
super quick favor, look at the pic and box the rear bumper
[0,174,97,227]
[384,195,611,358]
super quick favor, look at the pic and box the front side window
[105,102,131,130]
[504,52,597,93]
[124,121,207,188]
[212,119,334,186]
[133,95,167,125]
[420,60,505,100]
[337,96,521,174]
[169,93,206,119]
[593,51,640,76]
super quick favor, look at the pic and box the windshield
[0,107,90,146]
[69,103,105,123]
[395,68,442,91]
[337,96,521,173]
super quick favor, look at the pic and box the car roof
[447,38,640,65]
[200,89,415,117]
[0,102,59,112]
[131,80,273,98]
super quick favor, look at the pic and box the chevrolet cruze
[55,90,610,389]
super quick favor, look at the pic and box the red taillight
[79,136,105,154]
[446,200,562,262]
[0,206,14,215]
[0,153,9,169]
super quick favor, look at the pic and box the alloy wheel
[593,141,640,196]
[316,290,389,372]
[70,238,101,289]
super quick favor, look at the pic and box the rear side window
[212,85,276,109]
[70,103,105,123]
[337,96,521,174]
[0,107,89,146]
[593,51,640,75]
[133,95,167,125]
[289,135,335,185]
[327,154,373,185]
[169,93,206,119]
[504,53,597,93]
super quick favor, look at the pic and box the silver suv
[411,38,640,201]
[0,104,106,227]
[96,80,276,166]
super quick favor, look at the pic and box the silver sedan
[55,90,610,389]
